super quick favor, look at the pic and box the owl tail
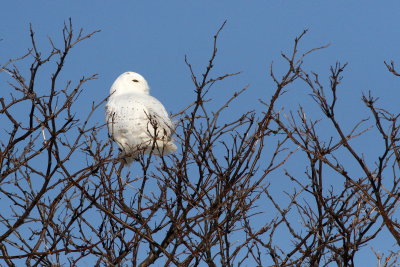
[123,156,136,166]
[120,153,137,167]
[160,141,177,155]
[121,141,177,167]
[149,140,177,156]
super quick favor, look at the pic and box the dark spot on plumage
[132,79,139,83]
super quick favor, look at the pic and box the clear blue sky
[1,1,400,265]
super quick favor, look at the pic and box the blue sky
[1,1,400,265]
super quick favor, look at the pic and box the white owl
[105,72,177,164]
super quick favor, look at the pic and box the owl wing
[144,96,175,136]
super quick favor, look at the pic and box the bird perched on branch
[105,72,177,164]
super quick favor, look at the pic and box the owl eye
[132,79,139,83]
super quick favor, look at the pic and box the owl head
[110,72,150,96]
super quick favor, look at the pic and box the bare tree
[0,20,399,266]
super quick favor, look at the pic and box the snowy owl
[105,72,177,164]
